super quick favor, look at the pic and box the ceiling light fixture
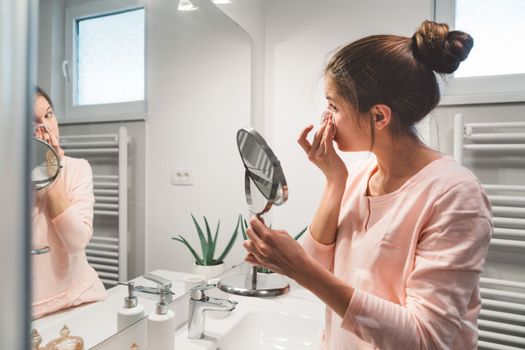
[178,0,198,11]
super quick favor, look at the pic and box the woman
[32,87,106,319]
[243,21,492,349]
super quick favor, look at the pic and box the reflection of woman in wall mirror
[243,21,492,349]
[32,87,106,319]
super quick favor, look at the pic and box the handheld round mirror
[217,128,290,297]
[31,137,59,255]
[236,127,288,216]
[32,137,61,191]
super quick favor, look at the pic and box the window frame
[64,0,146,124]
[435,0,525,105]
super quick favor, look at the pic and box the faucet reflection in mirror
[32,87,106,319]
[171,214,242,279]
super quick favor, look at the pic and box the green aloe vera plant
[172,214,241,266]
[240,216,307,273]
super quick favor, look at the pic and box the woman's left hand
[243,216,311,279]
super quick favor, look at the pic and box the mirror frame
[236,127,288,216]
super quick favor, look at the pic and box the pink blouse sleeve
[51,159,95,254]
[300,226,336,271]
[300,159,369,273]
[340,181,492,349]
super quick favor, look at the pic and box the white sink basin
[219,310,323,349]
[174,286,325,350]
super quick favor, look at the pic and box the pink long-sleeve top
[32,156,106,319]
[302,155,492,349]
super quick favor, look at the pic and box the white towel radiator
[454,114,525,349]
[61,127,128,286]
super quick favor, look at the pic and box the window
[435,0,525,104]
[453,0,525,78]
[65,0,145,122]
[76,9,144,106]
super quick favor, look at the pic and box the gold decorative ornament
[31,329,43,350]
[43,325,84,350]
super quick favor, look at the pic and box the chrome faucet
[187,284,238,339]
[134,272,175,303]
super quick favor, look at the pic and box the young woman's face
[34,95,59,141]
[324,76,371,152]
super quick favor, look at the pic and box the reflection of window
[65,0,145,123]
[435,0,525,104]
[77,9,144,105]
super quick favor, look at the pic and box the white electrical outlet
[171,167,195,186]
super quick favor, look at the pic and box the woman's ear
[370,104,391,130]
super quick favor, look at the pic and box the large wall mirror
[32,0,250,347]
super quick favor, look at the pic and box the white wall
[145,0,252,273]
[214,0,266,133]
[263,0,433,230]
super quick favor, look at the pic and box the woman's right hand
[297,112,348,184]
[34,124,64,159]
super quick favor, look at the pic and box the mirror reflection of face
[34,95,59,142]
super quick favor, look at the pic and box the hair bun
[412,20,473,74]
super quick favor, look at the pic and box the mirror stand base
[217,273,290,297]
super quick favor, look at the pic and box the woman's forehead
[324,75,339,92]
[324,81,342,104]
[35,95,51,109]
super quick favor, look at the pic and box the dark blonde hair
[325,20,473,144]
[36,86,54,109]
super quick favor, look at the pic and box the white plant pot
[191,262,226,281]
